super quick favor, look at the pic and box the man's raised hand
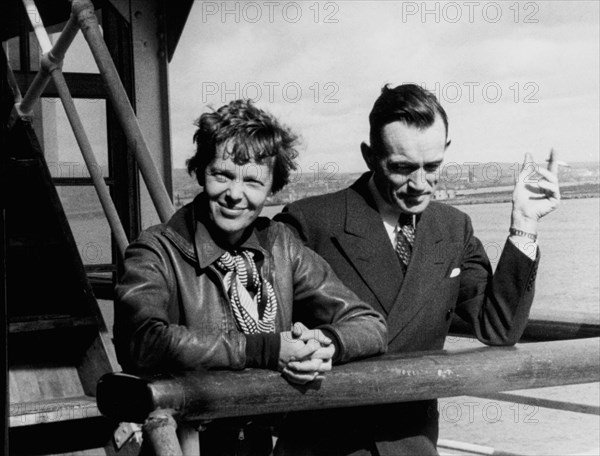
[511,149,561,234]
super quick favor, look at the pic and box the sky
[169,1,599,173]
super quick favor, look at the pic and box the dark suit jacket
[273,173,539,456]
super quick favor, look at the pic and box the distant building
[434,189,456,200]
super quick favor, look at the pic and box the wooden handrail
[13,0,129,256]
[71,0,175,223]
[22,0,53,54]
[16,3,79,118]
[11,0,175,252]
[97,338,600,424]
[479,392,600,416]
[450,310,600,342]
[49,67,129,256]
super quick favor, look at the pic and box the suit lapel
[387,204,448,342]
[335,175,404,315]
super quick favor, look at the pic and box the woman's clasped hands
[278,322,335,384]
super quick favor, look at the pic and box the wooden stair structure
[2,49,129,455]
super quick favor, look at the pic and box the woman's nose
[225,180,244,201]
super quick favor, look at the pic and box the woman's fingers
[281,367,320,384]
[287,358,323,373]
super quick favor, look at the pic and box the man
[274,84,560,455]
[114,99,387,455]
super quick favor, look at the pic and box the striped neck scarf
[216,250,278,334]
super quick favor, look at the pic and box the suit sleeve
[455,215,539,346]
[114,231,247,373]
[280,226,387,364]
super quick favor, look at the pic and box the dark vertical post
[1,45,10,456]
[103,2,141,249]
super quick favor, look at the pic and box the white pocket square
[449,268,461,278]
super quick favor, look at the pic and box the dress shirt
[367,175,537,260]
[367,176,408,247]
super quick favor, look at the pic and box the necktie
[216,250,278,334]
[395,213,415,272]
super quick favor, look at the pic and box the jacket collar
[344,172,382,238]
[346,172,444,244]
[162,193,269,269]
[336,172,447,316]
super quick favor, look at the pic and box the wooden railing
[97,337,600,455]
[450,309,600,342]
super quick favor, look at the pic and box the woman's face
[204,144,273,245]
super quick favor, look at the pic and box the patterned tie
[216,250,278,334]
[395,213,415,272]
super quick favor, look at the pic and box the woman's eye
[247,179,263,187]
[211,172,233,183]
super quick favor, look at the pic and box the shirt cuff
[508,235,538,261]
[244,333,281,370]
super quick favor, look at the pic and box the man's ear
[361,142,375,171]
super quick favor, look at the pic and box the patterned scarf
[216,250,278,334]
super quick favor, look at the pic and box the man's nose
[408,168,427,191]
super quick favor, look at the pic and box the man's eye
[424,164,440,173]
[390,165,414,175]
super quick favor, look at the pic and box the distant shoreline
[444,192,599,207]
[62,193,599,225]
[264,192,599,208]
[173,165,599,210]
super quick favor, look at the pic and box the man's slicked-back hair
[368,84,448,154]
[187,99,299,194]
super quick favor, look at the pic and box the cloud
[169,1,599,170]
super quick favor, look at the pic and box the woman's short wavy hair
[187,99,299,194]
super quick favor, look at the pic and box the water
[263,198,600,317]
[456,199,600,316]
[434,200,599,455]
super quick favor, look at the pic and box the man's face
[365,116,448,215]
[204,143,273,245]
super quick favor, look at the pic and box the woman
[114,99,386,454]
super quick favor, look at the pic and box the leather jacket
[114,195,387,374]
